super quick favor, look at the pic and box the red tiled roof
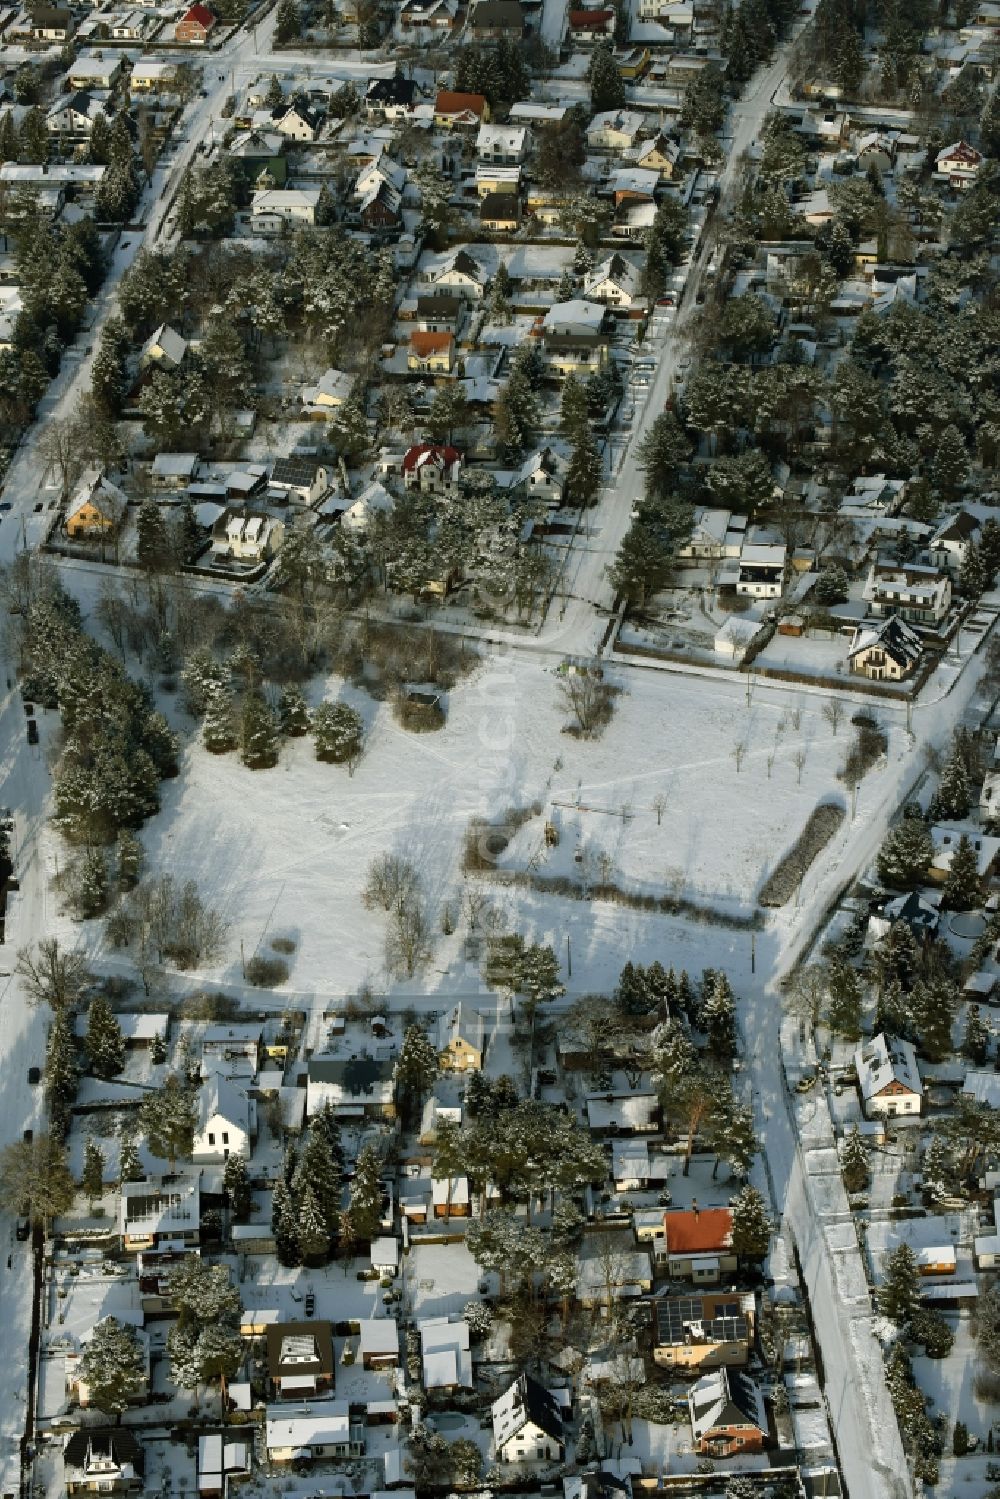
[409,331,454,357]
[664,1208,733,1255]
[435,90,487,117]
[568,8,614,24]
[402,442,461,472]
[182,3,215,25]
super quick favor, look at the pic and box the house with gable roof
[663,1206,737,1282]
[436,1001,485,1071]
[854,1033,922,1119]
[401,443,462,494]
[65,470,127,539]
[175,2,216,42]
[848,615,923,681]
[192,1071,255,1162]
[64,1430,145,1497]
[431,248,487,300]
[492,1373,565,1462]
[935,139,984,187]
[687,1367,767,1455]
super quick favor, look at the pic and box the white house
[192,1072,254,1162]
[476,122,528,162]
[251,188,322,233]
[928,510,982,573]
[431,248,487,299]
[492,1373,565,1463]
[341,480,395,532]
[586,109,646,150]
[272,103,319,142]
[863,560,952,627]
[419,1317,473,1390]
[737,542,786,599]
[854,1033,922,1119]
[584,252,641,309]
[211,509,285,564]
[264,1403,360,1462]
[935,139,984,187]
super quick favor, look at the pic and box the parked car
[22,1128,32,1143]
[27,1067,40,1086]
[0,502,11,512]
[26,720,38,745]
[304,1290,315,1317]
[15,1217,29,1242]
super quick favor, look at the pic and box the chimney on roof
[691,1198,699,1218]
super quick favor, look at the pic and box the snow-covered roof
[854,1032,922,1103]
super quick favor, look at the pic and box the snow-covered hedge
[759,801,845,907]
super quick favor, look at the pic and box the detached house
[436,1001,485,1071]
[434,90,490,128]
[929,510,982,573]
[567,7,615,39]
[854,1033,922,1119]
[266,1322,335,1399]
[272,103,319,143]
[469,0,524,36]
[477,122,528,163]
[432,248,487,300]
[935,139,984,187]
[848,615,923,682]
[192,1072,254,1162]
[864,560,951,627]
[141,323,187,370]
[65,470,127,539]
[585,252,641,310]
[492,1374,565,1463]
[408,331,455,373]
[654,1291,756,1371]
[514,446,569,507]
[264,1404,360,1462]
[64,1431,144,1498]
[175,2,216,42]
[634,131,681,178]
[365,75,417,121]
[306,1056,396,1119]
[402,443,462,494]
[663,1207,737,1282]
[737,542,785,599]
[688,1368,767,1456]
[120,1174,201,1253]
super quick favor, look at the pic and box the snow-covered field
[67,655,907,1001]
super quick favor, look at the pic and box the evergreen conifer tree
[86,993,125,1080]
[240,692,279,770]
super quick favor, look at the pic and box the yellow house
[436,1001,485,1071]
[615,45,650,78]
[636,131,681,179]
[65,471,127,538]
[408,331,455,373]
[543,334,610,378]
[434,90,490,127]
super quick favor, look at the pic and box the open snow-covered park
[60,652,910,1001]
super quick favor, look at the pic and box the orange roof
[410,331,454,356]
[664,1208,733,1255]
[435,90,487,117]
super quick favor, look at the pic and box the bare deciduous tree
[823,700,845,737]
[652,793,667,826]
[363,854,420,913]
[558,661,615,736]
[16,939,90,1012]
[732,739,747,773]
[793,748,807,784]
[386,894,432,979]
